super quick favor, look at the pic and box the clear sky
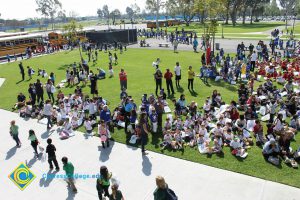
[1,0,146,20]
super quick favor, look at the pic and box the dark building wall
[86,29,137,44]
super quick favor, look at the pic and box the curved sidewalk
[0,109,299,200]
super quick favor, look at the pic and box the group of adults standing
[154,61,196,96]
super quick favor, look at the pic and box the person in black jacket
[35,79,44,103]
[46,138,59,170]
[19,62,25,81]
[28,83,36,105]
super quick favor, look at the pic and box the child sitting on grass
[161,130,174,150]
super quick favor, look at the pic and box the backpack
[166,188,178,200]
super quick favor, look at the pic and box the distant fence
[145,15,184,21]
[0,24,49,32]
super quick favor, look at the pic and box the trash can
[216,43,220,50]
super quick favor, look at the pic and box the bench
[159,43,169,48]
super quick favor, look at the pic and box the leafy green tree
[126,7,134,19]
[63,20,84,59]
[97,9,103,19]
[167,0,195,26]
[102,5,110,26]
[35,0,62,30]
[265,0,280,17]
[111,9,121,25]
[279,0,297,30]
[146,0,166,30]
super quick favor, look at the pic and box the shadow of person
[189,90,198,97]
[99,141,115,162]
[6,146,18,160]
[142,155,152,176]
[16,80,23,84]
[66,186,77,200]
[176,87,184,93]
[41,129,55,139]
[83,133,93,140]
[26,157,38,168]
[39,169,58,187]
[151,132,161,148]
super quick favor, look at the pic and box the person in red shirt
[230,107,240,122]
[253,120,265,145]
[119,69,127,90]
[164,69,175,95]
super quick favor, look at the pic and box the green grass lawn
[167,22,285,34]
[0,49,299,188]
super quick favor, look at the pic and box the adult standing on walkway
[154,69,163,96]
[188,66,195,91]
[19,62,25,81]
[250,51,257,72]
[35,79,44,103]
[119,69,127,90]
[96,165,112,200]
[153,176,177,200]
[139,112,150,155]
[46,138,59,170]
[28,129,39,158]
[10,120,21,147]
[174,62,181,88]
[164,69,175,96]
[62,157,77,193]
[43,99,53,130]
[45,79,55,103]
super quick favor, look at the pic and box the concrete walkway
[0,109,300,200]
[129,38,275,53]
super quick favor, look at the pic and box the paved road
[128,38,275,53]
[1,109,300,200]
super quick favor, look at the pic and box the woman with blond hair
[153,176,177,200]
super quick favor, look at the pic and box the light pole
[292,10,296,38]
[219,24,224,39]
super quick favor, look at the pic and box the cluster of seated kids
[207,51,300,88]
[14,65,300,167]
[155,84,300,167]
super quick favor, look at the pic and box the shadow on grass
[209,80,238,92]
[176,87,184,93]
[150,131,162,148]
[57,64,71,71]
[189,90,198,97]
[16,80,23,84]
